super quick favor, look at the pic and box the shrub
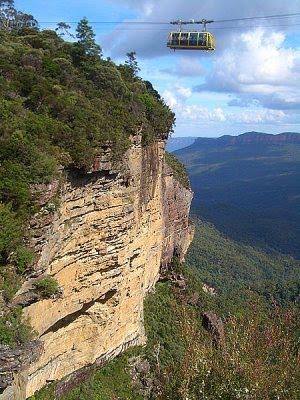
[165,152,191,190]
[0,203,21,263]
[12,246,34,274]
[0,268,22,302]
[34,277,59,298]
[0,307,34,347]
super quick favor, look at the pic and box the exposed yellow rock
[2,140,193,399]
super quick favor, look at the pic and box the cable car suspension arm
[170,19,214,31]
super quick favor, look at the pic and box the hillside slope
[166,136,197,152]
[32,219,300,400]
[175,132,300,258]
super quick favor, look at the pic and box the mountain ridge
[187,131,300,149]
[174,131,300,258]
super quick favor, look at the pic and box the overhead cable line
[108,23,300,31]
[38,23,300,31]
[37,12,300,25]
[214,12,300,23]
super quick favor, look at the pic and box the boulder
[202,311,225,347]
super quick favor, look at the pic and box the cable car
[167,31,215,51]
[167,19,216,51]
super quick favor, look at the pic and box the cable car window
[172,33,180,45]
[199,33,206,46]
[189,33,198,46]
[180,33,189,46]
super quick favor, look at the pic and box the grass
[31,350,144,400]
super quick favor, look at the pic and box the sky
[15,0,300,137]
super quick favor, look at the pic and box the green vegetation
[34,277,59,298]
[175,132,300,258]
[0,306,34,347]
[187,220,300,311]
[60,353,143,400]
[0,268,22,302]
[32,220,300,399]
[165,152,190,189]
[143,282,300,400]
[0,0,174,347]
[2,3,299,398]
[31,350,144,400]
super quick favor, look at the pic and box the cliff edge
[1,138,193,399]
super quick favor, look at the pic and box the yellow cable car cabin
[167,31,215,51]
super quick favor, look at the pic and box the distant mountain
[166,136,197,152]
[188,132,300,148]
[175,132,300,258]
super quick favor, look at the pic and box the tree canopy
[0,0,38,30]
[0,11,175,344]
[76,17,102,58]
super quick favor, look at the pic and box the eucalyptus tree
[0,0,37,31]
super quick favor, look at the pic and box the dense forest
[0,0,174,347]
[174,132,300,259]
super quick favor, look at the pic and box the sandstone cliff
[0,138,193,399]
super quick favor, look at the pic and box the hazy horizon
[171,130,300,138]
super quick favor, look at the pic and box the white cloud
[161,56,205,77]
[143,2,154,16]
[108,0,300,57]
[182,105,227,122]
[163,90,178,108]
[179,105,286,124]
[163,86,288,125]
[177,86,192,98]
[195,28,300,111]
[162,85,192,108]
[232,109,286,123]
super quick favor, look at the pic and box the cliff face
[1,139,193,399]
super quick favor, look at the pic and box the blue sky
[15,0,300,137]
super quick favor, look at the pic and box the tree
[0,0,16,30]
[125,51,140,77]
[76,17,102,58]
[145,80,161,100]
[15,12,38,29]
[55,22,74,38]
[0,0,37,31]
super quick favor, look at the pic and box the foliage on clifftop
[165,152,190,190]
[0,1,175,345]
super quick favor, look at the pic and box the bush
[165,152,191,190]
[0,269,22,302]
[0,203,21,264]
[0,307,34,347]
[34,277,59,298]
[12,246,34,274]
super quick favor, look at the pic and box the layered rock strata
[1,139,193,399]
